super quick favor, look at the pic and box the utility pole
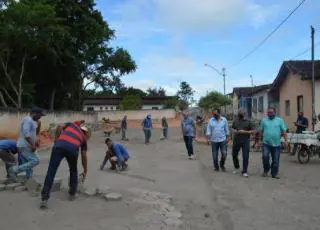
[311,26,316,131]
[222,68,226,115]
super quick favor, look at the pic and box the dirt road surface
[1,128,320,230]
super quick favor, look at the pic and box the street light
[204,63,227,114]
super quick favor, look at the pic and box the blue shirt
[260,116,286,147]
[206,117,230,142]
[112,143,130,166]
[0,140,18,152]
[181,117,195,136]
[142,117,152,129]
[17,116,37,148]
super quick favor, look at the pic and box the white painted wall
[83,104,164,111]
[142,104,164,110]
[251,91,268,121]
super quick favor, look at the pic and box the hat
[80,125,91,140]
[31,107,45,116]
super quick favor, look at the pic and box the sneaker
[233,169,239,174]
[7,171,18,183]
[242,173,249,178]
[262,172,268,177]
[272,175,280,179]
[214,168,219,172]
[190,155,194,160]
[40,200,48,210]
[221,167,226,172]
[68,194,76,201]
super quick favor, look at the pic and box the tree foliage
[0,0,136,110]
[163,98,179,109]
[146,87,166,96]
[119,95,142,110]
[177,81,194,110]
[198,91,231,110]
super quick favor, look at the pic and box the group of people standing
[181,107,289,179]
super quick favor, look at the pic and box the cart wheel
[297,147,310,164]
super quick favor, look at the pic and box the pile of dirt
[37,131,53,146]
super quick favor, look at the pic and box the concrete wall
[0,109,176,138]
[251,91,269,121]
[83,104,165,111]
[279,71,314,131]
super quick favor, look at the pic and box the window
[87,107,94,111]
[297,95,303,113]
[285,100,290,116]
[252,98,257,113]
[152,107,159,110]
[258,96,264,112]
[105,107,108,110]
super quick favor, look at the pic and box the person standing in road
[181,112,196,159]
[260,107,287,179]
[142,115,152,144]
[9,107,45,181]
[206,108,230,172]
[161,116,169,140]
[40,123,90,209]
[121,115,128,141]
[231,110,255,177]
[291,111,308,156]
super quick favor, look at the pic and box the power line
[232,0,307,67]
[291,41,319,59]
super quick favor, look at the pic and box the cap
[31,107,45,116]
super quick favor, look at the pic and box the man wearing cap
[40,122,90,209]
[9,107,45,181]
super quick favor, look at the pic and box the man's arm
[280,119,288,141]
[192,120,196,137]
[239,121,255,134]
[80,142,88,179]
[224,119,230,139]
[206,120,211,142]
[113,145,124,167]
[22,120,36,151]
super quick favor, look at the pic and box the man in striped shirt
[40,122,90,209]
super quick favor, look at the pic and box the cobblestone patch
[128,188,183,229]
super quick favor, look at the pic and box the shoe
[262,172,268,177]
[221,167,226,172]
[233,169,239,174]
[242,173,249,178]
[214,168,219,172]
[272,175,280,179]
[40,200,48,210]
[190,155,194,160]
[68,194,76,201]
[7,171,18,183]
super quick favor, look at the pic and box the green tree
[117,86,147,97]
[0,0,66,108]
[119,95,142,110]
[146,87,166,96]
[198,91,231,110]
[177,81,195,110]
[163,98,179,109]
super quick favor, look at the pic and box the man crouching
[100,138,129,171]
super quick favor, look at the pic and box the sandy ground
[1,128,320,230]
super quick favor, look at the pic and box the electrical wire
[291,41,319,59]
[232,0,307,67]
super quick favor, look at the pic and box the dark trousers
[232,140,250,173]
[121,128,127,140]
[41,147,78,201]
[262,144,280,177]
[183,136,194,156]
[143,129,151,143]
[163,128,168,138]
[211,141,227,169]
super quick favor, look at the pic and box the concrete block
[5,183,21,190]
[96,186,111,196]
[0,184,5,191]
[25,178,42,193]
[51,178,62,192]
[104,193,122,201]
[84,188,96,196]
[14,186,27,192]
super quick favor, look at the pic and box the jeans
[163,128,168,139]
[121,128,127,140]
[183,136,194,156]
[211,141,227,169]
[143,129,151,143]
[12,147,39,179]
[41,147,78,201]
[262,144,280,177]
[232,140,250,173]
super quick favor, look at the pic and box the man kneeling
[100,138,129,171]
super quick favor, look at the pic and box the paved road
[1,128,320,230]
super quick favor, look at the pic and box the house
[83,96,175,111]
[248,84,272,121]
[231,87,254,118]
[272,60,320,130]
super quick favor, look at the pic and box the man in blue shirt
[206,109,230,172]
[260,107,287,179]
[101,138,130,171]
[142,115,152,144]
[181,112,196,159]
[0,139,19,179]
